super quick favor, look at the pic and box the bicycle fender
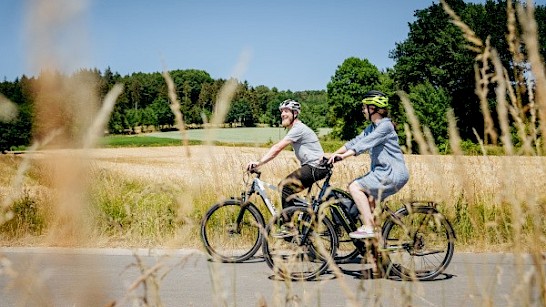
[398,201,438,214]
[225,197,259,209]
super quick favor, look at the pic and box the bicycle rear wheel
[381,205,455,280]
[200,199,264,262]
[262,206,338,280]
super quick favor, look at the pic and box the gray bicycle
[200,163,357,263]
[200,169,273,262]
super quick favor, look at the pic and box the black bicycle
[261,158,365,280]
[262,161,456,281]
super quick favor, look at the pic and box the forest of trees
[1,0,545,153]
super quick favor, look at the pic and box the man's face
[280,108,295,127]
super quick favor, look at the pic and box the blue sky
[1,0,544,91]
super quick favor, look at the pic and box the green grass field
[101,127,341,150]
[142,127,332,143]
[100,135,197,147]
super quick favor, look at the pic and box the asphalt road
[0,248,544,307]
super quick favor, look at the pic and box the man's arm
[247,138,292,169]
[257,138,292,166]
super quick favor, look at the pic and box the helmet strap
[366,105,377,121]
[289,110,298,125]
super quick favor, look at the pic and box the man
[246,99,328,211]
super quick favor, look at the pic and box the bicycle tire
[326,189,361,264]
[262,206,338,281]
[200,199,265,262]
[381,205,455,281]
[334,222,362,264]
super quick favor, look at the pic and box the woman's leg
[348,181,375,228]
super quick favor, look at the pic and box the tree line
[1,0,545,154]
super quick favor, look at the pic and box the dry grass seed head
[517,1,546,153]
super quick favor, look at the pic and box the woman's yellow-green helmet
[362,90,389,108]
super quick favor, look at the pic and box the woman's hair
[376,107,389,117]
[370,105,397,132]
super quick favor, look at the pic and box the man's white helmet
[279,99,301,113]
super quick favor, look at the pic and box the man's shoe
[272,224,298,238]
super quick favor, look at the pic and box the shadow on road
[332,255,456,282]
[206,255,265,264]
[206,253,455,283]
[338,265,456,282]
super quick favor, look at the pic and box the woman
[328,90,409,239]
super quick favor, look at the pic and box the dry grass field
[1,1,546,305]
[1,145,545,253]
[88,145,546,210]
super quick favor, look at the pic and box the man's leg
[280,165,328,208]
[276,166,328,237]
[280,169,304,209]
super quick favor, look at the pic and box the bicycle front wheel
[381,205,455,281]
[334,220,362,264]
[262,206,338,281]
[200,199,264,262]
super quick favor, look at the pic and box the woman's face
[362,104,371,119]
[362,105,378,121]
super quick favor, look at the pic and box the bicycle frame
[326,189,359,227]
[241,163,338,249]
[242,173,280,217]
[242,169,323,221]
[293,166,335,246]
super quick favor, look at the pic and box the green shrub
[0,189,45,237]
[319,139,345,153]
[89,171,181,242]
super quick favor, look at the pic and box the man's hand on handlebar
[246,161,259,172]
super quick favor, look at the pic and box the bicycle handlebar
[248,168,261,177]
[246,156,339,176]
[319,156,342,168]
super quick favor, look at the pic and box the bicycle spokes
[382,207,455,280]
[201,200,264,262]
[262,206,338,280]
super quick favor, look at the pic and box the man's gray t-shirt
[283,121,324,167]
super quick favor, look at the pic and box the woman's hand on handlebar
[327,154,343,165]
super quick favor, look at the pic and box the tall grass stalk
[517,1,546,154]
[0,94,19,123]
[442,0,546,304]
[2,0,546,305]
[205,49,251,146]
[399,91,430,154]
[83,84,124,149]
[162,69,191,157]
